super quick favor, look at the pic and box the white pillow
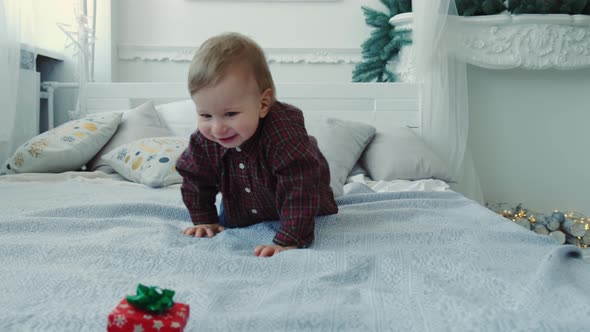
[360,126,451,182]
[304,116,376,197]
[155,99,197,138]
[102,137,188,187]
[2,112,122,174]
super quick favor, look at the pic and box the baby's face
[193,66,271,148]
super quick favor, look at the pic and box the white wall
[114,0,383,82]
[468,66,590,215]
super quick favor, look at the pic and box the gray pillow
[87,101,172,173]
[305,116,376,197]
[348,162,369,178]
[360,126,451,182]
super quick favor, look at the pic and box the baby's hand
[254,244,297,257]
[182,223,225,238]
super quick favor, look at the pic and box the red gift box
[107,299,189,332]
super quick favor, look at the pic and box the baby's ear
[259,88,273,118]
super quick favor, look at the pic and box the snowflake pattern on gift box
[114,314,127,327]
[152,320,164,330]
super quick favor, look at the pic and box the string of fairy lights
[488,203,590,248]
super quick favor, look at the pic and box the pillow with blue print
[2,112,122,175]
[102,136,188,187]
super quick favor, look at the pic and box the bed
[1,82,589,331]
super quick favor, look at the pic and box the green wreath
[508,0,590,14]
[352,0,412,83]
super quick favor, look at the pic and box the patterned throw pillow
[102,137,188,187]
[1,112,123,174]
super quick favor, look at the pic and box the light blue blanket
[0,179,589,331]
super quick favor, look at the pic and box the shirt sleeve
[269,134,322,248]
[175,136,220,225]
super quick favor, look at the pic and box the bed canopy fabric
[412,0,483,203]
[0,0,36,164]
[0,0,22,163]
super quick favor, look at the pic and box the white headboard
[84,82,420,131]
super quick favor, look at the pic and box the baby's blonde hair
[188,32,275,100]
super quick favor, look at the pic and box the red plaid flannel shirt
[176,101,338,247]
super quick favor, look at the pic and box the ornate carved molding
[118,44,362,64]
[390,13,590,70]
[448,14,590,70]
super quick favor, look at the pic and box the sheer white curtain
[412,0,484,203]
[0,0,21,164]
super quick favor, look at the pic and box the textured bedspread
[1,176,589,331]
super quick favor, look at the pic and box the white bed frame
[82,82,421,132]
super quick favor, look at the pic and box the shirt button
[235,147,242,152]
[239,163,245,169]
[245,188,251,193]
[251,209,257,214]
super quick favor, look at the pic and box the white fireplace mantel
[390,12,590,70]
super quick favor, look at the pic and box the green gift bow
[126,284,175,314]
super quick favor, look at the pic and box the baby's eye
[199,114,212,119]
[225,112,238,117]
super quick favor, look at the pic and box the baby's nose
[211,121,227,135]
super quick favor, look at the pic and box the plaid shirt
[176,101,338,248]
